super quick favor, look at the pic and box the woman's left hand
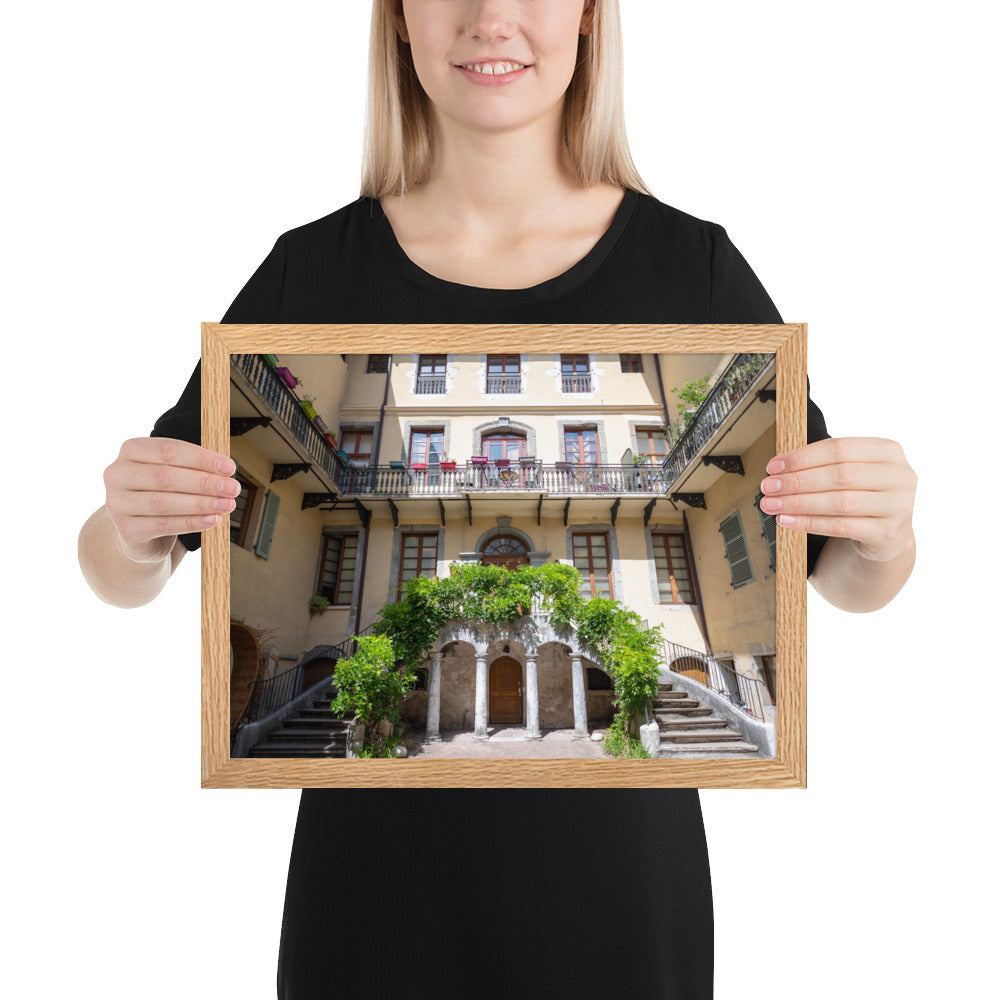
[760,437,917,562]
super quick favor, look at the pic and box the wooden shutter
[720,511,754,588]
[254,490,280,559]
[757,505,777,570]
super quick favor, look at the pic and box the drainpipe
[653,354,670,433]
[351,356,392,641]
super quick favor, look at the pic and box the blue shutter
[254,490,280,559]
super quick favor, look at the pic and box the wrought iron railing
[240,665,303,728]
[232,354,340,483]
[659,637,770,722]
[661,353,773,488]
[486,375,522,394]
[562,373,592,393]
[334,460,669,496]
[415,375,447,395]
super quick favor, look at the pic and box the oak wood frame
[203,323,808,789]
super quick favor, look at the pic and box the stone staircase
[248,684,353,758]
[651,681,760,757]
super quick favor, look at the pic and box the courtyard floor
[402,726,612,760]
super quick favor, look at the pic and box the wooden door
[489,657,523,724]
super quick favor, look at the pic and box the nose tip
[465,0,517,42]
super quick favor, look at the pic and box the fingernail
[203,514,221,526]
[215,457,236,475]
[761,497,782,512]
[768,459,785,474]
[777,514,796,526]
[214,497,234,512]
[762,477,782,493]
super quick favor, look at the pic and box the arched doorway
[489,656,523,724]
[672,655,709,688]
[480,534,530,571]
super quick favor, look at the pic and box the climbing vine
[336,562,663,758]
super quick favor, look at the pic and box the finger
[773,512,883,539]
[761,463,903,497]
[116,512,228,550]
[109,462,243,499]
[120,437,236,476]
[767,438,904,475]
[111,490,239,519]
[759,490,900,519]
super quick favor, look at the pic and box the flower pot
[440,461,457,471]
[411,462,427,471]
[323,432,337,448]
[277,367,298,388]
[313,416,328,434]
[470,455,488,465]
[262,354,279,366]
[494,458,511,468]
[299,400,318,420]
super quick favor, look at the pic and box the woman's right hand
[103,437,240,562]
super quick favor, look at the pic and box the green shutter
[254,490,280,559]
[757,506,778,570]
[720,511,754,588]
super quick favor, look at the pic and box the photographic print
[202,325,807,788]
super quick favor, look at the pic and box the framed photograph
[202,324,807,789]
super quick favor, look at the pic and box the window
[230,471,258,546]
[397,532,438,600]
[564,427,599,465]
[366,354,389,373]
[636,427,668,462]
[318,534,359,605]
[415,354,447,394]
[561,354,591,393]
[756,499,778,570]
[486,354,521,393]
[652,531,696,604]
[409,428,444,466]
[339,427,373,463]
[619,353,643,373]
[572,531,614,600]
[720,511,755,588]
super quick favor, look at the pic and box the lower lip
[455,65,530,87]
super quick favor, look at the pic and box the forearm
[78,506,187,609]
[808,533,915,613]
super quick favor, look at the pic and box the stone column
[571,654,589,739]
[525,654,541,739]
[474,653,489,739]
[425,650,442,742]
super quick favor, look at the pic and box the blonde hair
[360,0,650,198]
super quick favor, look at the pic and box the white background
[4,2,996,996]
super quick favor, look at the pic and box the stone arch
[472,418,536,457]
[473,523,536,557]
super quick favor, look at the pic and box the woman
[79,1,916,995]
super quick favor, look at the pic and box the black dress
[153,190,829,998]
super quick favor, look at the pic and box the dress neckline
[369,188,640,304]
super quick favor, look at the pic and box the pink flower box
[277,367,298,388]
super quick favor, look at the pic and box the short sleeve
[709,225,831,576]
[149,235,288,552]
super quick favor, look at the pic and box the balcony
[231,354,340,483]
[561,373,592,393]
[661,353,774,489]
[415,375,447,395]
[335,460,669,497]
[486,374,522,394]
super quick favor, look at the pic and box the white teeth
[463,61,525,75]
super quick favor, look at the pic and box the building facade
[228,350,780,742]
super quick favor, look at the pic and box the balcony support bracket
[757,389,777,404]
[302,493,338,511]
[388,499,399,528]
[671,492,707,510]
[354,500,371,529]
[466,495,473,525]
[610,497,621,526]
[230,416,271,436]
[702,455,744,476]
[643,498,657,526]
[563,498,571,527]
[271,462,311,483]
[438,498,446,527]
[537,494,543,526]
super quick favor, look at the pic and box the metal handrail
[334,460,668,496]
[659,637,770,722]
[232,354,340,483]
[561,374,592,393]
[661,353,773,487]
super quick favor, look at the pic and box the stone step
[659,741,760,756]
[653,691,689,702]
[654,705,712,717]
[248,743,347,758]
[292,710,353,722]
[657,718,727,731]
[260,729,349,745]
[660,729,744,743]
[283,717,351,729]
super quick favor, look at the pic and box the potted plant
[440,454,457,471]
[299,397,318,420]
[309,594,330,616]
[313,415,329,433]
[470,454,488,465]
[277,367,299,389]
[411,462,427,470]
[261,354,279,366]
[323,432,337,448]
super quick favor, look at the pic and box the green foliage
[308,594,330,615]
[331,634,415,756]
[602,711,652,760]
[669,373,713,442]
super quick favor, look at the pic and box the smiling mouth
[457,61,528,76]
